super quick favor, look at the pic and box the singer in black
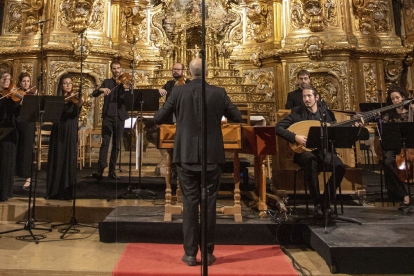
[15,72,37,189]
[46,75,81,200]
[285,69,311,109]
[92,61,128,180]
[0,69,17,202]
[381,87,413,208]
[276,85,345,218]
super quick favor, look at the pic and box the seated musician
[276,84,346,218]
[381,86,414,209]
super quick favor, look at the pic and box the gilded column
[111,4,120,45]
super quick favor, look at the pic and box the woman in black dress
[15,72,37,189]
[46,74,81,200]
[0,69,17,201]
[382,86,414,208]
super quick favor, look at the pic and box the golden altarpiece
[0,0,414,196]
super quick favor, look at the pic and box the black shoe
[207,254,216,266]
[108,171,120,180]
[182,254,196,266]
[398,202,411,210]
[92,170,103,180]
[313,204,324,219]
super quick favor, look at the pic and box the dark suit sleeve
[285,92,294,109]
[92,80,107,97]
[154,88,176,125]
[223,91,242,123]
[275,112,297,144]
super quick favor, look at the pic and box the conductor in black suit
[154,58,242,266]
[276,85,345,218]
[285,69,311,109]
[92,61,128,180]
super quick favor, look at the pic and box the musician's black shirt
[276,105,336,144]
[92,78,128,120]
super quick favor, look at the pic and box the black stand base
[401,205,414,215]
[51,217,98,239]
[0,219,52,244]
[323,208,362,233]
[107,185,156,201]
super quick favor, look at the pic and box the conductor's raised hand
[100,87,111,95]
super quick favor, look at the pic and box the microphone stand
[51,29,97,237]
[201,0,208,273]
[3,21,53,243]
[378,89,383,108]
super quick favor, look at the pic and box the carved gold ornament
[384,60,403,85]
[250,48,263,67]
[72,37,92,59]
[353,0,391,34]
[21,0,43,35]
[246,2,268,43]
[304,36,324,60]
[363,63,378,103]
[59,0,105,33]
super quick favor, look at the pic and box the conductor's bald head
[189,58,208,79]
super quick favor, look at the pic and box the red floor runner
[113,243,298,276]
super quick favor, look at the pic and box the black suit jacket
[285,88,305,109]
[92,78,129,120]
[154,79,242,165]
[161,78,191,123]
[162,78,191,101]
[276,105,336,144]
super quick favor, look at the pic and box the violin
[113,73,132,90]
[174,75,187,86]
[65,90,79,104]
[395,87,414,182]
[0,85,37,102]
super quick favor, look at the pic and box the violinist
[0,69,17,201]
[15,72,37,189]
[92,61,128,180]
[45,75,82,199]
[158,63,191,124]
[381,86,414,209]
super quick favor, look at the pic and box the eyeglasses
[63,83,73,86]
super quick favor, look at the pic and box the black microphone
[33,19,51,25]
[78,28,87,35]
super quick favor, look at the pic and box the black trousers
[296,150,346,206]
[177,165,221,257]
[0,131,16,201]
[98,116,124,172]
[383,150,408,200]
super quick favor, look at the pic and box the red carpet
[113,243,298,276]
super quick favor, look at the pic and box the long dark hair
[57,74,72,96]
[386,86,407,105]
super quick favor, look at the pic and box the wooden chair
[86,129,102,167]
[77,127,91,170]
[34,123,52,170]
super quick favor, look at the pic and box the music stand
[359,103,383,112]
[380,123,414,215]
[108,89,159,200]
[0,96,64,243]
[307,126,363,232]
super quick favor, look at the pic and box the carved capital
[72,37,92,59]
[304,35,324,60]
